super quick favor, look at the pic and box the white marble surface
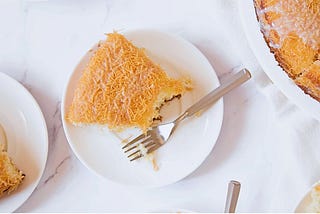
[0,0,319,212]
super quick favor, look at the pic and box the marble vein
[49,101,62,146]
[38,155,71,189]
[101,0,114,27]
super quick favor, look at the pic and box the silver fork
[122,69,251,161]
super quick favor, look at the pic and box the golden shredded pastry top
[67,32,191,131]
[254,0,320,101]
[0,150,25,196]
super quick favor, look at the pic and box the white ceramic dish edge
[238,0,320,121]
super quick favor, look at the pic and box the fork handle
[176,69,251,122]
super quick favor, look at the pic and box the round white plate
[238,0,320,121]
[295,182,319,212]
[0,72,48,212]
[61,29,223,187]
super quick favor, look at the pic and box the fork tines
[122,132,159,161]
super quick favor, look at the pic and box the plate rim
[61,28,224,188]
[238,0,320,121]
[0,72,48,212]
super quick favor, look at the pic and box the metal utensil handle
[224,180,241,213]
[182,69,251,119]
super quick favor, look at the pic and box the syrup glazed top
[255,0,320,101]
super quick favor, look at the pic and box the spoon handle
[224,180,241,213]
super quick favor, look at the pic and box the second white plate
[0,72,48,212]
[61,29,223,187]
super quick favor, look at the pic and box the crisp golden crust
[0,151,24,197]
[296,61,320,101]
[254,0,320,101]
[67,32,191,131]
[276,33,317,78]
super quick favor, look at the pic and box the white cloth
[251,66,320,211]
